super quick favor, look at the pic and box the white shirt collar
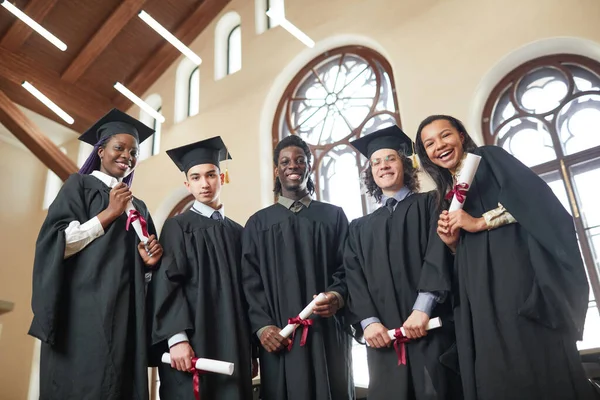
[192,200,225,219]
[91,170,123,188]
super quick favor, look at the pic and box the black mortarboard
[78,108,155,146]
[166,136,232,174]
[349,125,414,160]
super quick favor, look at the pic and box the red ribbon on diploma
[444,182,470,204]
[189,358,206,400]
[393,328,411,365]
[125,209,149,237]
[287,316,314,351]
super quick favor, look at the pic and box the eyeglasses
[370,154,399,167]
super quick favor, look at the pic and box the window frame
[482,53,600,310]
[271,45,401,218]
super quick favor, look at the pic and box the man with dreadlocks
[241,135,354,400]
[344,125,462,400]
[29,108,163,399]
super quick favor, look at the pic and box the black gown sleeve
[343,221,379,327]
[476,145,589,338]
[148,217,194,346]
[417,192,454,295]
[241,218,276,334]
[326,207,349,299]
[29,174,88,345]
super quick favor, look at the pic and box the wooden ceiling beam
[61,0,148,83]
[0,47,114,130]
[0,0,60,52]
[113,0,230,109]
[0,90,78,181]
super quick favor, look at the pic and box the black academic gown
[29,173,153,400]
[344,192,462,400]
[147,210,253,400]
[453,145,593,400]
[241,201,354,400]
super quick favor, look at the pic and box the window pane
[571,157,600,231]
[515,67,569,114]
[556,94,600,156]
[497,117,556,167]
[318,145,364,221]
[227,25,242,75]
[188,67,200,117]
[571,157,600,288]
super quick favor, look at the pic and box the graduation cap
[78,108,155,146]
[166,136,232,182]
[349,125,419,169]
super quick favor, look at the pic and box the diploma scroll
[280,292,327,338]
[161,353,235,376]
[448,153,481,212]
[386,316,442,340]
[125,201,149,244]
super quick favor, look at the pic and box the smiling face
[184,163,224,208]
[420,118,465,173]
[370,148,404,195]
[98,134,138,178]
[275,145,311,197]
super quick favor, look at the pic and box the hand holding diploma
[162,352,235,400]
[259,326,290,353]
[312,291,340,317]
[279,293,327,350]
[161,353,235,376]
[388,317,442,365]
[445,153,481,212]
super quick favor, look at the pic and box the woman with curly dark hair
[344,125,461,400]
[415,114,593,400]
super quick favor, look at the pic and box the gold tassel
[224,168,230,184]
[411,141,419,169]
[224,148,230,184]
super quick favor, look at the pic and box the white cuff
[167,331,189,348]
[64,217,105,258]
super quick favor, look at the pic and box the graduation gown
[147,210,253,400]
[344,192,462,400]
[241,201,354,400]
[29,173,154,400]
[453,145,593,400]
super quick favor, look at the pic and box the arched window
[482,54,600,339]
[273,45,401,221]
[174,58,199,123]
[214,12,242,80]
[188,67,200,117]
[255,0,284,34]
[227,25,242,75]
[167,194,195,218]
[139,94,162,160]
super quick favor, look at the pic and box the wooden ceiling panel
[17,0,123,73]
[0,0,229,139]
[79,0,202,98]
[76,17,164,98]
[0,0,29,39]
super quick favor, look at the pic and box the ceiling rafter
[61,0,148,83]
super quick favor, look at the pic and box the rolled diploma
[279,292,328,338]
[448,153,482,212]
[126,201,148,244]
[161,353,235,375]
[387,317,442,340]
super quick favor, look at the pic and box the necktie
[386,197,398,213]
[290,201,304,213]
[211,211,223,221]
